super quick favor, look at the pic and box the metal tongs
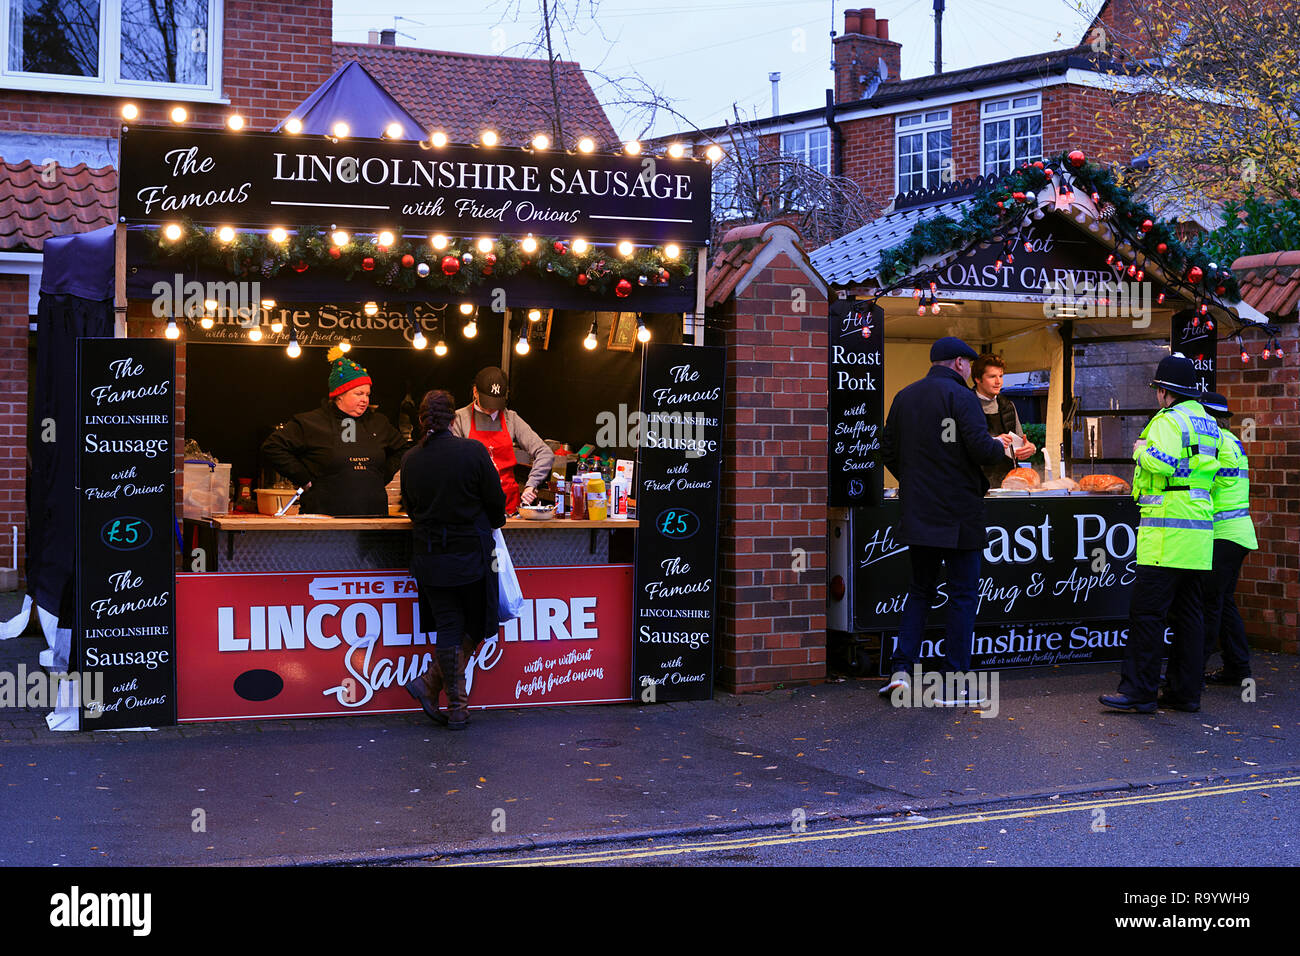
[275,482,311,517]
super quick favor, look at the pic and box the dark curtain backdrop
[185,311,683,482]
[29,294,115,615]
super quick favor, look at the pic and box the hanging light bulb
[636,316,651,343]
[170,106,187,124]
[363,301,379,316]
[480,130,498,147]
[431,234,449,250]
[930,302,941,314]
[576,136,595,153]
[666,143,685,158]
[284,117,303,134]
[269,227,288,244]
[463,319,478,338]
[331,230,349,247]
[434,339,448,356]
[199,315,214,330]
[617,240,635,257]
[705,144,724,162]
[377,230,395,247]
[917,303,927,316]
[248,325,263,342]
[385,122,403,139]
[583,319,599,350]
[163,223,183,241]
[412,330,427,349]
[217,226,235,243]
[912,287,922,299]
[664,243,680,260]
[338,339,351,352]
[531,133,550,150]
[430,130,447,147]
[260,298,276,309]
[571,238,589,254]
[286,340,301,358]
[624,140,642,155]
[1262,346,1271,359]
[332,121,350,138]
[477,237,494,254]
[120,103,139,120]
[165,319,180,339]
[516,324,531,354]
[227,114,245,131]
[459,303,475,316]
[528,309,542,323]
[270,320,284,334]
[521,235,538,254]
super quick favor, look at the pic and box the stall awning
[41,224,114,300]
[276,61,426,141]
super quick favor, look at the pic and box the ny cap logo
[491,384,501,394]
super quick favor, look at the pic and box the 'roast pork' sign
[119,126,711,244]
[828,300,883,506]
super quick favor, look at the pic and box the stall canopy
[274,60,425,141]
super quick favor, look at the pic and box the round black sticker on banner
[234,669,284,702]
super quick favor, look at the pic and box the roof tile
[0,159,116,251]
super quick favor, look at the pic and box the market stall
[812,155,1280,673]
[73,103,723,727]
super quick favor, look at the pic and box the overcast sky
[331,0,1104,140]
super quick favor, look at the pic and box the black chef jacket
[261,399,409,517]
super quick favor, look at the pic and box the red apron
[469,409,520,513]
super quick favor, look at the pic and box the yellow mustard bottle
[585,474,607,521]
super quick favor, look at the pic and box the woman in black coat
[399,389,507,730]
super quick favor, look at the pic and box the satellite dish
[878,57,889,81]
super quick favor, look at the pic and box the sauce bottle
[570,475,587,520]
[586,474,607,521]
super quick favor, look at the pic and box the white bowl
[518,506,556,521]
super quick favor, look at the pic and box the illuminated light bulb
[217,226,235,242]
[332,121,350,138]
[363,302,379,316]
[664,243,680,260]
[584,319,599,350]
[1263,348,1272,359]
[431,234,449,250]
[165,320,180,339]
[531,134,550,150]
[287,341,301,358]
[459,303,475,315]
[331,230,349,247]
[121,103,139,120]
[284,117,302,134]
[170,106,187,123]
[516,335,531,355]
[637,320,651,343]
[617,240,634,257]
[430,130,447,147]
[576,136,595,153]
[624,140,642,155]
[1240,349,1250,363]
[931,303,941,314]
[705,144,724,162]
[929,281,938,292]
[477,237,494,254]
[528,309,542,322]
[163,223,182,241]
[338,339,351,352]
[199,316,214,330]
[385,122,403,139]
[269,227,288,243]
[412,331,427,349]
[481,130,498,147]
[227,114,245,131]
[434,339,448,356]
[377,230,395,247]
[271,320,284,334]
[917,305,926,316]
[521,236,538,254]
[248,326,263,342]
[912,288,922,299]
[463,320,478,338]
[667,143,685,158]
[1157,292,1166,305]
[569,238,588,255]
[204,298,219,311]
[260,298,276,309]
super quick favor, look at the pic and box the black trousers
[1119,564,1208,705]
[418,580,487,650]
[1202,539,1252,676]
[891,545,981,674]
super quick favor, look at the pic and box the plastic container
[570,476,587,520]
[585,474,607,521]
[609,475,630,520]
[555,477,567,518]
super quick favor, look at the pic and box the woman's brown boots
[403,654,447,726]
[437,644,470,730]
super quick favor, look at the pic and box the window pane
[8,0,100,77]
[983,120,1009,174]
[1013,95,1037,109]
[782,131,805,157]
[808,129,829,174]
[120,0,210,83]
[925,110,948,123]
[898,114,920,128]
[984,100,1008,114]
[1014,114,1042,164]
[927,128,951,187]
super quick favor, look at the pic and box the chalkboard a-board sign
[75,338,177,729]
[828,299,884,507]
[1171,309,1217,395]
[633,344,726,702]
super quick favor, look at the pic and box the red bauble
[401,254,415,268]
[1043,168,1053,178]
[615,278,632,298]
[293,260,308,273]
[997,201,1004,209]
[1157,242,1168,254]
[486,253,497,265]
[1216,285,1226,295]
[441,255,460,276]
[1012,191,1025,201]
[483,265,494,275]
[328,246,342,259]
[1187,266,1203,283]
[553,241,567,254]
[576,273,589,286]
[1034,161,1044,169]
[1068,149,1086,168]
[1140,219,1153,232]
[362,257,375,271]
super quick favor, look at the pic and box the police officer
[1200,392,1257,686]
[1101,354,1222,713]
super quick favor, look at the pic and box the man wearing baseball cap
[880,336,1016,704]
[1199,391,1257,687]
[1101,354,1223,713]
[451,366,554,513]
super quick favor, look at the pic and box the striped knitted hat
[327,346,372,398]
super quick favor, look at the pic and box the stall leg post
[114,223,127,338]
[693,248,707,346]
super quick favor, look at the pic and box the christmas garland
[141,223,694,298]
[876,150,1241,302]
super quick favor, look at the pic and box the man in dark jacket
[880,336,1013,699]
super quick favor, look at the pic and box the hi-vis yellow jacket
[1211,426,1258,550]
[1131,399,1222,570]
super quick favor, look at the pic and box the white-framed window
[1,0,224,100]
[781,128,830,175]
[896,108,951,193]
[982,92,1042,177]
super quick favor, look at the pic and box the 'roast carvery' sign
[119,126,711,244]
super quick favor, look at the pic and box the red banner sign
[176,566,634,721]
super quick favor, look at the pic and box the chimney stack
[769,72,781,116]
[368,29,379,44]
[380,28,397,46]
[832,8,903,105]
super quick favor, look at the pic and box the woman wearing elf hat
[261,347,410,517]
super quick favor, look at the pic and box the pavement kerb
[222,762,1300,867]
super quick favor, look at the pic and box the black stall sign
[634,344,726,701]
[76,339,177,728]
[828,300,883,506]
[853,496,1141,633]
[120,126,712,244]
[1172,309,1217,394]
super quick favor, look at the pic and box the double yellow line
[439,775,1300,866]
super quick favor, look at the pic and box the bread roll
[1000,468,1042,489]
[1078,473,1131,493]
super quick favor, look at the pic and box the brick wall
[1216,326,1299,654]
[717,251,828,691]
[0,278,26,587]
[0,1,333,134]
